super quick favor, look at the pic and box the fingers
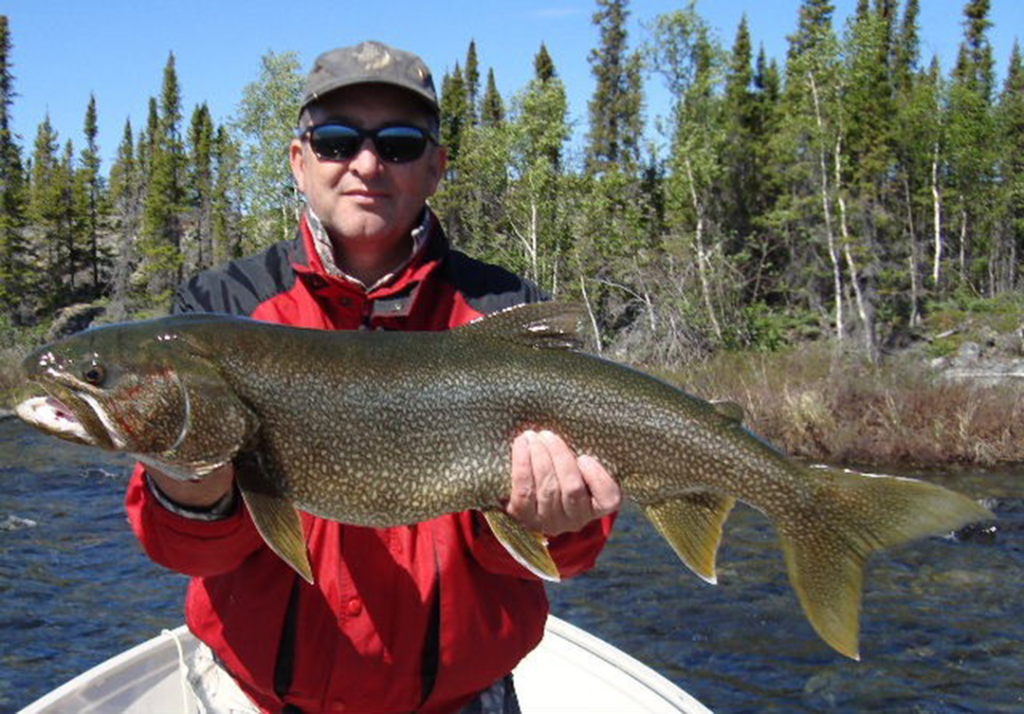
[506,430,621,536]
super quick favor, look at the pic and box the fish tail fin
[643,492,736,584]
[484,511,561,582]
[778,466,994,660]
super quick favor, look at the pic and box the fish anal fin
[235,457,312,584]
[483,510,561,582]
[459,303,585,351]
[644,492,736,584]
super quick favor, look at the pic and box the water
[1,418,1021,713]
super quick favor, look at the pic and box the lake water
[1,417,1021,713]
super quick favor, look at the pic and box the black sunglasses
[302,123,436,164]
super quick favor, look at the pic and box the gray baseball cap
[300,41,439,119]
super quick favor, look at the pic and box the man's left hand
[506,430,622,536]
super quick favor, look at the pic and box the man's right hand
[147,462,235,508]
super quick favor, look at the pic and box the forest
[0,0,1022,369]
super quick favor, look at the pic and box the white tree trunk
[809,71,844,341]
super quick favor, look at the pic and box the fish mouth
[14,386,121,450]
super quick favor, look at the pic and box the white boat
[20,616,711,713]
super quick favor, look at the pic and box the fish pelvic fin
[235,456,313,584]
[644,492,736,585]
[459,302,586,351]
[779,466,995,660]
[483,511,561,582]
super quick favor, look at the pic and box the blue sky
[4,0,1020,169]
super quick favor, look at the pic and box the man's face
[289,84,447,264]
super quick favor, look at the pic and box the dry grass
[657,343,1024,467]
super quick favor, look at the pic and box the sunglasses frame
[301,122,438,164]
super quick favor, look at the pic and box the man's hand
[506,430,621,536]
[147,462,235,508]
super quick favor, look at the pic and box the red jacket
[125,211,614,713]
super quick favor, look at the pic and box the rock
[46,303,105,341]
[952,341,982,366]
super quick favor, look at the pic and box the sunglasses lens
[374,127,429,163]
[309,125,362,161]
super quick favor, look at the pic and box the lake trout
[15,303,993,660]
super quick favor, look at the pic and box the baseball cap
[300,41,439,120]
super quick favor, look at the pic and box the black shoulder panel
[442,249,547,315]
[172,240,300,316]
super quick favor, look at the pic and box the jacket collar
[290,207,449,301]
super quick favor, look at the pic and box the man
[126,41,621,713]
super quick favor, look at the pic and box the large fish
[15,303,992,659]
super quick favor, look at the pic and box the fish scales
[14,303,994,660]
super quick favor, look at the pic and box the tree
[464,40,481,124]
[0,15,29,320]
[947,0,997,292]
[79,94,105,294]
[185,103,214,273]
[140,53,185,302]
[108,118,142,315]
[231,50,304,252]
[440,63,470,165]
[586,0,644,174]
[480,68,504,128]
[996,42,1024,291]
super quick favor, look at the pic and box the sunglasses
[302,123,436,164]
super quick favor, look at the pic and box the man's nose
[348,139,384,176]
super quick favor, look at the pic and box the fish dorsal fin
[643,492,736,584]
[234,454,313,584]
[483,510,561,582]
[710,400,745,423]
[459,302,585,351]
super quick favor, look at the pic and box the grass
[656,342,1024,467]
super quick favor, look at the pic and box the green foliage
[230,50,304,253]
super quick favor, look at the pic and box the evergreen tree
[140,53,185,301]
[79,94,105,294]
[997,42,1024,291]
[947,0,997,291]
[211,125,243,264]
[439,63,469,165]
[534,43,555,83]
[0,15,29,320]
[586,0,643,174]
[464,40,480,124]
[893,0,920,92]
[186,103,214,272]
[480,68,504,128]
[28,116,64,304]
[108,118,141,314]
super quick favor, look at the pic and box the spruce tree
[28,116,64,304]
[80,94,104,293]
[187,103,214,272]
[0,15,29,320]
[585,0,643,174]
[464,40,480,124]
[439,64,469,165]
[140,53,184,301]
[108,118,140,312]
[480,68,504,128]
[997,42,1024,290]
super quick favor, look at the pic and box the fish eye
[82,364,106,386]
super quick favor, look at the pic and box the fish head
[16,318,258,475]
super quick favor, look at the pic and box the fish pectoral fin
[235,458,313,584]
[483,511,561,582]
[644,492,735,584]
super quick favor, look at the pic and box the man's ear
[427,144,449,193]
[289,139,308,194]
